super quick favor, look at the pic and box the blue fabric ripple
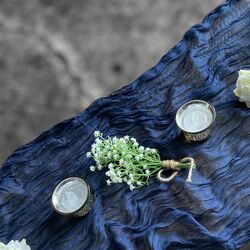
[0,0,250,249]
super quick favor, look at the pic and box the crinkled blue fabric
[0,0,250,249]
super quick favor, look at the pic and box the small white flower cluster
[86,131,161,191]
[0,239,31,250]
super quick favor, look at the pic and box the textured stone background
[0,0,222,165]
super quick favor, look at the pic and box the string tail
[157,169,179,183]
[181,157,195,182]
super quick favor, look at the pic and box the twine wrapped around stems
[157,157,195,183]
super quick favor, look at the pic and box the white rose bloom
[0,239,31,250]
[234,69,250,108]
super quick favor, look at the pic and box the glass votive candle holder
[52,177,94,217]
[175,100,216,142]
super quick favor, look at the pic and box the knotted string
[156,157,195,183]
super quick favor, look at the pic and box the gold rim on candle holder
[175,100,216,142]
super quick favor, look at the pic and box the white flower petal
[3,239,31,250]
[90,166,96,171]
[94,131,100,137]
[131,138,136,143]
[119,138,125,143]
[234,69,250,106]
[95,138,101,144]
[108,163,114,168]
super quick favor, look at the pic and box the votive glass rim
[51,176,90,216]
[175,99,216,134]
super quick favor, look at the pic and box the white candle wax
[179,103,213,132]
[56,179,88,213]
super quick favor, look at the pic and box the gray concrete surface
[1,0,224,164]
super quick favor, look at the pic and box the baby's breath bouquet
[87,131,195,191]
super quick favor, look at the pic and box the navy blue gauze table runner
[0,0,250,249]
